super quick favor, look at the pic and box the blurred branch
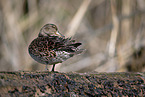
[108,0,119,57]
[117,0,133,71]
[66,0,91,37]
[137,0,145,10]
[0,1,22,70]
[135,0,145,49]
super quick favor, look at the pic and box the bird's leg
[45,65,48,70]
[51,64,56,72]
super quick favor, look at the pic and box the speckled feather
[28,36,83,65]
[28,24,84,71]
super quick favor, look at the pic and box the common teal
[28,24,83,71]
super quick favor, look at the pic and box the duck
[28,24,84,71]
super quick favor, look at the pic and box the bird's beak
[55,31,65,38]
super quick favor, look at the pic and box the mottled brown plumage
[28,24,83,71]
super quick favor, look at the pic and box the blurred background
[0,0,145,72]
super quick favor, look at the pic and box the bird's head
[38,24,64,37]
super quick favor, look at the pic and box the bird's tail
[74,48,85,55]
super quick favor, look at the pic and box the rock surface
[0,71,145,96]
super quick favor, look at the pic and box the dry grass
[0,0,145,72]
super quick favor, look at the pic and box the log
[0,71,145,96]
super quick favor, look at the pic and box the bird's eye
[52,25,56,28]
